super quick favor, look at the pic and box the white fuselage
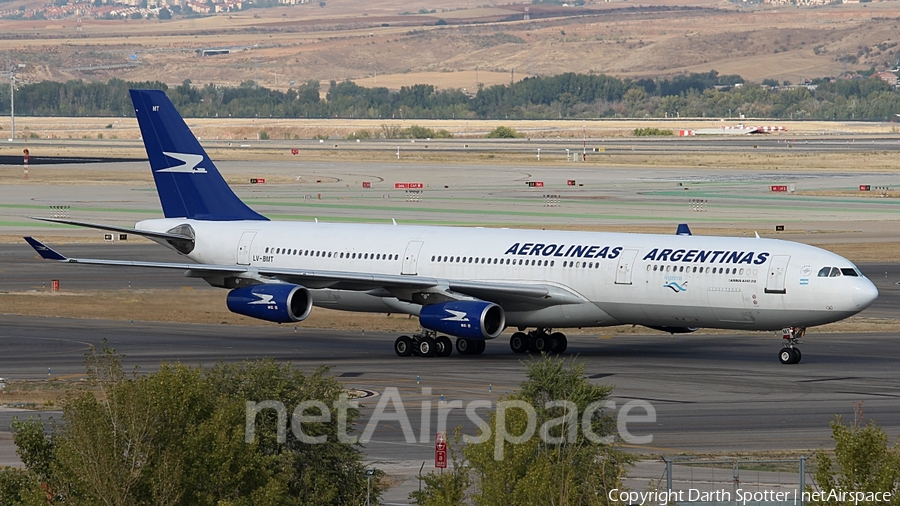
[138,218,878,333]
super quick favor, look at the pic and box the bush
[258,130,269,140]
[633,127,673,137]
[380,125,452,139]
[346,130,371,140]
[11,345,382,505]
[411,356,632,505]
[485,126,521,138]
[810,408,900,505]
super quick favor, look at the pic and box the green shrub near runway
[633,127,674,137]
[485,126,522,138]
[410,356,633,506]
[7,345,381,506]
[809,410,900,506]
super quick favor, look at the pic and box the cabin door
[401,241,424,275]
[236,231,256,265]
[615,249,640,285]
[765,255,791,294]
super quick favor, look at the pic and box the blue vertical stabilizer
[676,223,692,236]
[130,89,268,221]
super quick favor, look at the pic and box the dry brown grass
[1,287,897,334]
[3,1,900,92]
[0,288,425,332]
[3,116,898,146]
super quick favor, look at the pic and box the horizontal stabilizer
[30,217,194,248]
[23,237,67,261]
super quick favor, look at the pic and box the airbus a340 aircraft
[25,90,878,364]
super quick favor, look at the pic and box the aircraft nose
[851,277,879,309]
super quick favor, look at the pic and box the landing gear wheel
[436,336,453,357]
[779,348,792,364]
[394,336,413,357]
[456,338,472,355]
[533,334,550,353]
[550,333,568,354]
[418,337,437,357]
[510,332,529,353]
[779,348,801,365]
[474,340,486,355]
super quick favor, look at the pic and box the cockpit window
[829,267,842,277]
[840,268,858,277]
[817,267,831,277]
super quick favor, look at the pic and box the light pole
[9,72,13,141]
[364,468,375,506]
[4,63,23,141]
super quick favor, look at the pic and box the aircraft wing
[24,237,582,310]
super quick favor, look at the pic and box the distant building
[763,0,839,5]
[874,71,899,86]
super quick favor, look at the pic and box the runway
[10,134,900,157]
[3,159,900,235]
[1,141,899,503]
[2,314,899,458]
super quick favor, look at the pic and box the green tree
[485,126,520,138]
[412,356,632,506]
[810,408,900,506]
[11,345,382,506]
[409,429,471,506]
[0,467,44,505]
[623,87,647,112]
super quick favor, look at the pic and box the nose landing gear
[778,327,805,364]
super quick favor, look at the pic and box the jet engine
[419,300,505,340]
[226,283,313,323]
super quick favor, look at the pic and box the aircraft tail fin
[129,89,268,221]
[676,223,692,236]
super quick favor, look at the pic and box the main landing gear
[509,328,568,354]
[778,327,805,365]
[393,330,484,358]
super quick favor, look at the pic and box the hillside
[2,0,900,90]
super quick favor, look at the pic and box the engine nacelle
[645,325,699,334]
[226,284,313,323]
[419,301,505,340]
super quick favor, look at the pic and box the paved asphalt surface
[1,143,898,502]
[1,315,898,458]
[1,243,899,464]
